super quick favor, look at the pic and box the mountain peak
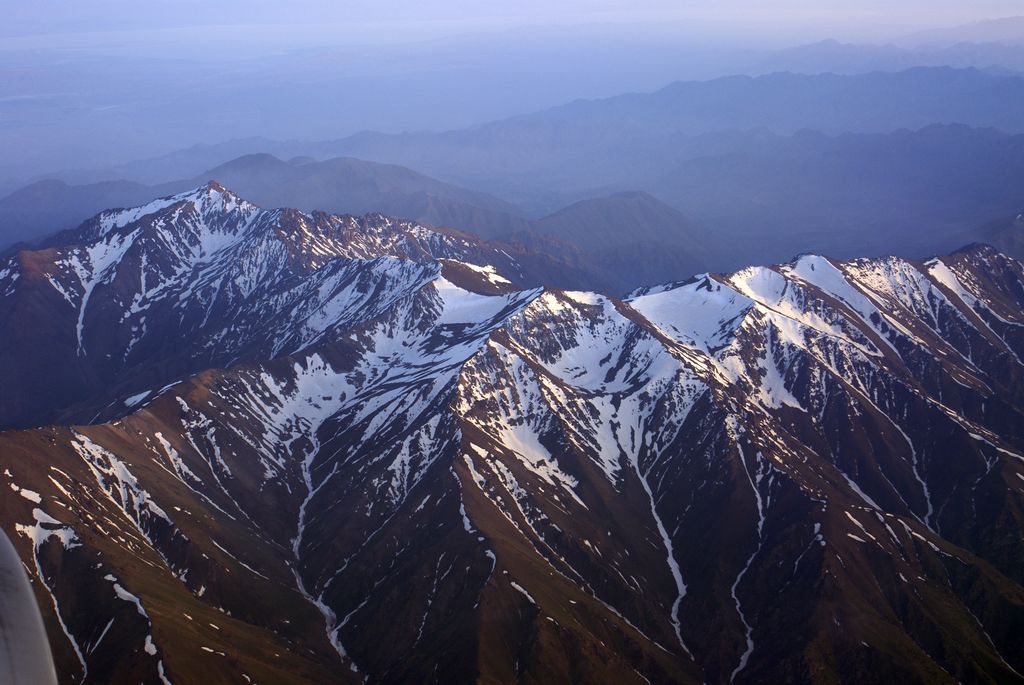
[179,179,249,210]
[83,181,256,239]
[1,180,1023,683]
[203,179,228,193]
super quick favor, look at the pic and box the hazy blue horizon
[4,3,1024,189]
[4,2,1023,47]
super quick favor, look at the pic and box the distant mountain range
[0,156,710,294]
[319,67,1024,197]
[896,16,1024,48]
[0,154,528,250]
[647,124,1024,266]
[7,126,1024,280]
[25,66,1024,191]
[1,185,1023,683]
[747,17,1024,76]
[6,67,1024,293]
[751,39,1024,75]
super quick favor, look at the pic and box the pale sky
[3,0,1022,44]
[2,0,1023,185]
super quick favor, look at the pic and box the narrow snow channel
[730,446,765,682]
[635,462,692,657]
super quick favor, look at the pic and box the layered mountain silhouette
[9,68,1024,278]
[321,67,1024,193]
[38,68,1024,190]
[7,127,1024,291]
[0,155,528,250]
[1,185,1023,683]
[0,157,710,294]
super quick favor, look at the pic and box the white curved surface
[0,529,58,685]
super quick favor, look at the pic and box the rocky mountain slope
[1,185,1023,684]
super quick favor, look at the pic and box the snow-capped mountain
[0,182,588,431]
[1,185,1023,684]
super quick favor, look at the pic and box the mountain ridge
[0,164,710,295]
[1,185,1023,684]
[0,155,530,251]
